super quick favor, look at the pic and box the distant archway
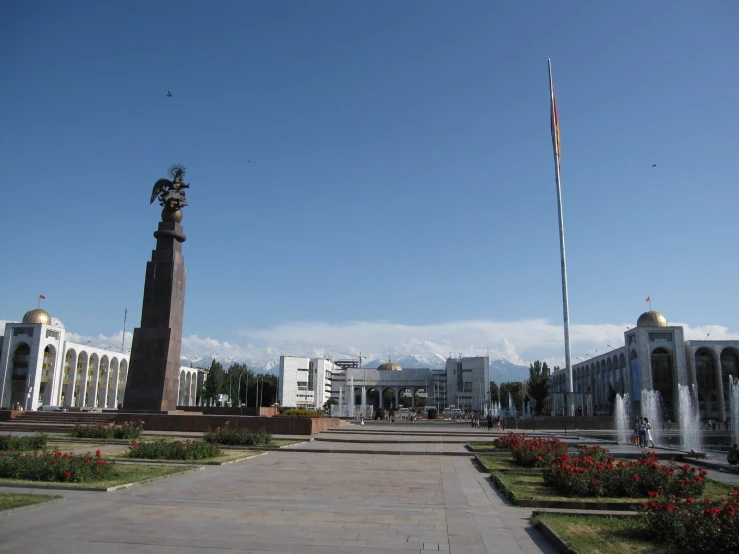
[10,343,30,408]
[651,348,674,420]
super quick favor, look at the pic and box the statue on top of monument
[150,164,190,222]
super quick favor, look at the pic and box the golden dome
[377,361,402,371]
[637,311,667,328]
[22,308,51,325]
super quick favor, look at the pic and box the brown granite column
[122,221,187,412]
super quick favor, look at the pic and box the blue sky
[1,1,738,366]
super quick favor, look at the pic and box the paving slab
[0,450,554,553]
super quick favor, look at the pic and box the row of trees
[489,360,555,415]
[201,360,278,407]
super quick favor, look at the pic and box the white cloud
[3,317,738,370]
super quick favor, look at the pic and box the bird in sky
[167,91,172,97]
[652,164,657,167]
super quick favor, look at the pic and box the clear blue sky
[1,1,737,363]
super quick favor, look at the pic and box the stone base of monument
[114,412,341,435]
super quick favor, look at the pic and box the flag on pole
[39,295,45,300]
[645,296,650,303]
[549,69,562,168]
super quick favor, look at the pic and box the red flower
[95,450,101,457]
[633,474,639,481]
[64,470,72,478]
[686,498,695,503]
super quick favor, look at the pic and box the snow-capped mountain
[362,354,448,369]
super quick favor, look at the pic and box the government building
[279,355,490,414]
[0,308,204,410]
[550,311,739,421]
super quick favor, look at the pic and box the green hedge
[126,439,221,460]
[0,433,48,451]
[276,409,324,418]
[204,424,272,446]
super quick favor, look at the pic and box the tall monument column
[123,165,191,412]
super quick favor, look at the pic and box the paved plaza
[0,423,556,554]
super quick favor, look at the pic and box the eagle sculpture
[150,164,190,210]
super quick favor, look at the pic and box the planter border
[109,451,267,466]
[0,494,63,516]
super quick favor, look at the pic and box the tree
[323,398,338,412]
[203,359,224,404]
[499,382,522,411]
[490,381,500,404]
[527,360,550,415]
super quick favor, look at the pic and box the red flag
[645,296,650,303]
[39,295,45,300]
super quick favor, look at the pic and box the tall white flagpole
[548,59,574,416]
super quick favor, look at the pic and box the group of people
[470,414,504,430]
[633,416,656,449]
[704,418,731,432]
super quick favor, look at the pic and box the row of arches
[9,342,129,409]
[178,369,199,406]
[553,347,739,419]
[349,386,427,410]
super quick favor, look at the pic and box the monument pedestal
[122,221,187,412]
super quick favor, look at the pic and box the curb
[106,452,266,466]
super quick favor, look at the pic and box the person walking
[644,417,656,448]
[487,413,493,430]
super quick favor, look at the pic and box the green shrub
[0,449,114,482]
[70,421,144,440]
[376,408,386,420]
[204,423,272,446]
[276,409,324,418]
[427,408,438,420]
[0,433,48,451]
[127,439,221,460]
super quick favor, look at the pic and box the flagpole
[548,59,574,416]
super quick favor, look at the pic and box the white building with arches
[550,311,739,421]
[0,308,204,410]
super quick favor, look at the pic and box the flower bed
[543,449,708,498]
[204,423,272,446]
[0,433,48,452]
[126,439,221,460]
[512,437,568,467]
[640,490,739,553]
[0,449,114,482]
[70,420,144,440]
[493,432,526,450]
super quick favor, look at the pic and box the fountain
[349,376,355,418]
[730,377,739,445]
[641,389,664,446]
[338,387,344,417]
[614,393,631,444]
[677,384,702,452]
[508,392,517,417]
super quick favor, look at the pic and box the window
[46,329,59,339]
[13,327,34,337]
[649,332,673,342]
[628,335,637,345]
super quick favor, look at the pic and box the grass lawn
[477,455,542,473]
[271,440,305,447]
[467,443,501,452]
[0,464,193,490]
[532,512,671,554]
[108,449,264,465]
[0,493,61,511]
[495,471,736,504]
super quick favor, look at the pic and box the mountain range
[180,353,530,383]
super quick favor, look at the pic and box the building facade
[279,355,490,413]
[550,311,739,420]
[0,309,205,410]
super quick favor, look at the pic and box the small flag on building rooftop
[39,295,45,300]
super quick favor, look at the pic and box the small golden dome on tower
[637,311,668,328]
[377,361,402,371]
[22,309,52,325]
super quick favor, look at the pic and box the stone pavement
[0,450,554,553]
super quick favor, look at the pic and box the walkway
[0,435,555,553]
